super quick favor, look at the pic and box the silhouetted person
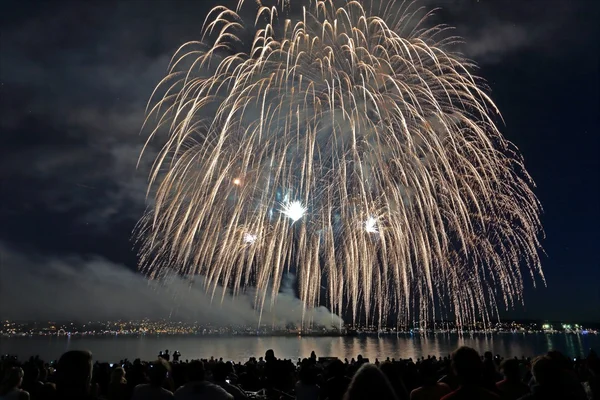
[343,364,398,400]
[238,363,261,392]
[173,351,181,363]
[264,349,284,393]
[483,352,503,392]
[126,359,146,390]
[323,360,351,400]
[295,365,320,400]
[586,350,600,400]
[20,364,44,400]
[107,367,128,400]
[380,361,410,400]
[265,349,275,363]
[131,359,174,400]
[0,367,30,400]
[55,350,95,400]
[212,362,246,400]
[174,360,232,400]
[518,354,587,400]
[34,366,55,399]
[440,347,500,400]
[410,360,451,400]
[545,350,587,400]
[495,359,528,400]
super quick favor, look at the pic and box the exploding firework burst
[364,217,378,234]
[281,199,308,223]
[136,0,544,328]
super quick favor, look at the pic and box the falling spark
[135,0,544,328]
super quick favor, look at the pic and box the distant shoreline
[3,319,598,338]
[2,330,598,339]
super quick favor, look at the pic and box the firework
[136,0,544,328]
[243,232,258,244]
[281,199,308,223]
[364,217,378,234]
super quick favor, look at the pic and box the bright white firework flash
[281,200,307,223]
[243,232,257,244]
[365,216,378,234]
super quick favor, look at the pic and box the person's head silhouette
[265,349,275,362]
[212,362,228,382]
[531,356,560,387]
[343,364,398,400]
[0,367,24,396]
[187,360,206,382]
[55,350,93,397]
[148,359,170,387]
[451,346,483,385]
[499,359,521,381]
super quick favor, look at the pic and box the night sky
[1,0,598,323]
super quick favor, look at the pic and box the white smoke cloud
[0,242,343,329]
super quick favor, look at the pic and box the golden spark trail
[136,0,544,328]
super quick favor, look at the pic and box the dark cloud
[0,0,583,230]
[0,1,183,230]
[426,0,592,64]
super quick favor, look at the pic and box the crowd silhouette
[0,346,598,400]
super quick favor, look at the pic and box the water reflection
[1,333,598,363]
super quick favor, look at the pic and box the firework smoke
[136,0,544,328]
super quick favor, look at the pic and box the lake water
[1,334,598,363]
